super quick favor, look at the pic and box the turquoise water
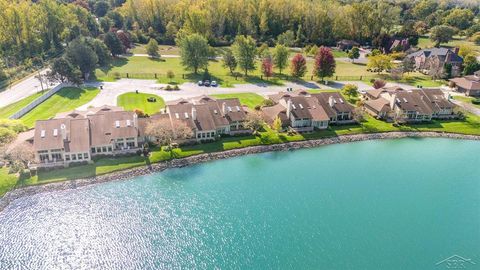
[0,138,479,269]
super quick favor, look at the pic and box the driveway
[0,69,59,108]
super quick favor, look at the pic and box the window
[108,146,112,152]
[91,147,96,153]
[78,154,83,160]
[102,146,107,152]
[65,155,70,161]
[127,142,135,148]
[84,153,88,159]
[72,154,77,160]
[39,154,49,162]
[197,133,201,139]
[51,153,62,161]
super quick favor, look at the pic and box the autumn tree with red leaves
[313,46,336,82]
[290,53,307,78]
[261,56,273,78]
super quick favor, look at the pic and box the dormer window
[115,120,120,128]
[40,130,46,138]
[126,120,131,127]
[53,129,58,137]
[175,113,179,119]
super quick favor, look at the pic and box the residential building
[33,106,145,168]
[262,90,354,132]
[449,71,480,96]
[406,48,463,77]
[161,95,251,141]
[363,88,456,122]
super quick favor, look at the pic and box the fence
[101,72,379,83]
[9,83,68,120]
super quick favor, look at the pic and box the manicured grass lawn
[453,96,480,108]
[20,87,100,128]
[117,92,166,115]
[211,93,265,109]
[0,167,19,197]
[418,36,480,55]
[130,43,181,55]
[0,91,44,119]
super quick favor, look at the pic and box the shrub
[166,70,175,79]
[165,85,172,90]
[472,98,480,105]
[261,99,275,107]
[373,79,386,89]
[134,108,145,117]
[113,72,121,79]
[173,85,180,90]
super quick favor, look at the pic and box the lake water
[0,138,479,270]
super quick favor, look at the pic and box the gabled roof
[393,91,433,115]
[34,118,90,153]
[311,92,354,117]
[408,47,463,62]
[364,98,390,114]
[88,111,139,146]
[450,76,480,91]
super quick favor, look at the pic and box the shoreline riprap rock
[1,131,479,212]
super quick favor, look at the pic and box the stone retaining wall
[1,131,479,212]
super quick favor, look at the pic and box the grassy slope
[453,96,480,108]
[211,93,265,109]
[20,87,99,128]
[0,167,19,197]
[117,92,166,115]
[16,113,480,187]
[0,92,44,119]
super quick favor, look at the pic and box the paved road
[0,69,59,108]
[80,79,369,109]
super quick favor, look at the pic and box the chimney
[328,96,334,107]
[286,99,292,116]
[222,102,227,115]
[191,107,197,120]
[390,94,396,109]
[133,113,138,128]
[60,124,67,140]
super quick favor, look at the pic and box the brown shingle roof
[394,91,433,115]
[311,92,354,117]
[34,118,90,153]
[450,77,480,91]
[364,98,390,114]
[88,111,139,146]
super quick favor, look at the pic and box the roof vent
[236,106,240,111]
[53,129,58,137]
[214,109,218,114]
[339,98,344,104]
[403,98,408,103]
[228,106,232,112]
[299,104,304,109]
[41,130,46,138]
[175,113,179,119]
[292,104,297,109]
[184,112,189,119]
[115,120,120,128]
[126,120,131,127]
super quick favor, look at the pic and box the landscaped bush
[165,85,172,90]
[472,98,480,105]
[261,99,275,107]
[173,85,180,90]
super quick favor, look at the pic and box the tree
[65,39,98,80]
[232,35,257,76]
[313,47,336,82]
[373,79,386,89]
[261,56,273,78]
[348,47,360,63]
[462,54,480,76]
[87,38,111,66]
[273,44,289,74]
[430,25,456,47]
[146,38,159,58]
[6,142,35,173]
[222,49,237,75]
[167,70,175,80]
[116,31,131,51]
[458,45,474,59]
[178,33,210,74]
[272,116,283,132]
[472,33,480,46]
[367,54,392,74]
[444,8,474,30]
[104,32,124,57]
[290,53,307,79]
[94,1,109,17]
[277,30,295,47]
[145,118,193,148]
[47,58,82,85]
[402,57,415,74]
[244,112,264,133]
[342,84,358,98]
[257,43,269,58]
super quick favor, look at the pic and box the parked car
[197,80,204,86]
[211,80,218,87]
[204,80,211,87]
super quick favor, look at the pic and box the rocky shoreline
[1,131,479,212]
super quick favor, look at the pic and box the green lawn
[418,36,480,55]
[0,167,19,196]
[117,92,166,115]
[0,91,44,119]
[20,87,100,128]
[211,93,265,109]
[453,95,480,108]
[130,43,181,55]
